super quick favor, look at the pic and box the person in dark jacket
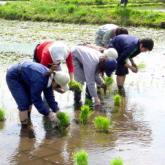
[108,34,154,96]
[6,61,70,130]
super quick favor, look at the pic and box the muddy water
[0,19,165,165]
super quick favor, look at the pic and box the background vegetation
[0,0,164,27]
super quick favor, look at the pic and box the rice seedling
[56,112,70,129]
[137,62,146,69]
[103,76,114,95]
[0,108,5,121]
[84,98,93,107]
[104,76,114,86]
[73,150,88,165]
[110,157,124,165]
[79,105,92,124]
[113,94,121,107]
[69,80,83,92]
[93,116,111,133]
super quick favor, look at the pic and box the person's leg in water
[116,75,126,96]
[116,64,128,97]
[73,57,85,109]
[85,86,93,107]
[74,90,82,109]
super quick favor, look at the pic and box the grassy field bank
[0,0,164,28]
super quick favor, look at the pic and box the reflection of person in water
[12,132,36,164]
[6,61,70,134]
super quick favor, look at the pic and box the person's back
[95,24,118,47]
[109,34,140,64]
[19,61,49,86]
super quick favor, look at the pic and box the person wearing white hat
[71,46,117,108]
[33,40,74,80]
[103,48,118,60]
[6,61,70,132]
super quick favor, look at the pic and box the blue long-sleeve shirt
[109,34,140,65]
[18,61,58,115]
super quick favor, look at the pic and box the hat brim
[61,84,69,92]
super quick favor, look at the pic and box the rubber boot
[20,119,35,138]
[74,90,82,109]
[85,87,93,108]
[118,85,126,97]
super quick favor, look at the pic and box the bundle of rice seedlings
[79,105,92,125]
[69,80,83,92]
[93,116,111,133]
[113,94,121,107]
[110,157,124,165]
[73,150,88,165]
[56,112,70,129]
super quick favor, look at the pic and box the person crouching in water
[71,46,117,108]
[6,61,70,130]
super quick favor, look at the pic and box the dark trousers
[74,87,92,104]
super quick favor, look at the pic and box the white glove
[48,112,60,128]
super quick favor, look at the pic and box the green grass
[79,105,92,124]
[110,157,124,165]
[73,150,88,165]
[93,116,111,132]
[113,94,121,107]
[0,0,164,27]
[56,112,70,129]
[0,108,5,121]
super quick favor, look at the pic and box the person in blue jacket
[108,34,154,96]
[6,61,70,130]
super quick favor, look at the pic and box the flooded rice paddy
[0,19,165,165]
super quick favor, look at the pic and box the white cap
[103,48,118,59]
[54,71,70,92]
[49,41,70,62]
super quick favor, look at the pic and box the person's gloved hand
[48,112,60,128]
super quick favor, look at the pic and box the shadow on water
[0,19,165,165]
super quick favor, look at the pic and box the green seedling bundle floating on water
[110,157,124,165]
[93,116,111,133]
[69,80,83,92]
[73,150,88,165]
[113,94,121,107]
[56,112,70,129]
[0,108,5,121]
[79,105,92,125]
